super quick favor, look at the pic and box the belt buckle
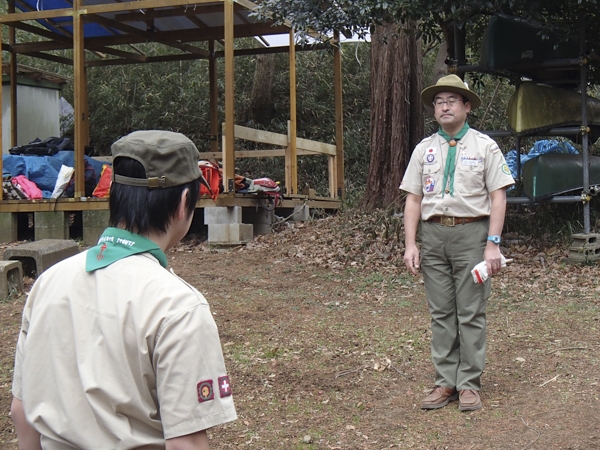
[440,216,455,227]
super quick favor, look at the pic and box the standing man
[400,75,514,411]
[12,131,237,449]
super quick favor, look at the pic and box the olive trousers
[419,219,491,391]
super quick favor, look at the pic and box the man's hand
[403,193,423,276]
[404,244,420,275]
[484,241,502,276]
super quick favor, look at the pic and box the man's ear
[176,188,190,220]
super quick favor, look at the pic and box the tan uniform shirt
[13,251,237,449]
[400,128,515,220]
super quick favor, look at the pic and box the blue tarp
[505,139,579,180]
[2,151,107,198]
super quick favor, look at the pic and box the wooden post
[82,66,90,150]
[286,29,298,195]
[222,0,235,193]
[0,25,3,199]
[73,0,86,197]
[8,0,17,148]
[332,31,344,198]
[209,40,219,155]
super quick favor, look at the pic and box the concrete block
[208,224,253,245]
[34,211,69,240]
[243,208,274,235]
[0,212,18,243]
[4,239,79,277]
[0,260,23,299]
[291,204,310,222]
[82,210,110,247]
[204,206,242,225]
[566,233,600,263]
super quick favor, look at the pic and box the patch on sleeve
[197,379,214,403]
[490,145,501,154]
[218,375,232,398]
[501,163,511,175]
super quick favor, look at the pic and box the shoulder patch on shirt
[490,145,501,154]
[197,379,214,403]
[501,163,511,175]
[218,375,232,398]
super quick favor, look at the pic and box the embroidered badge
[425,154,435,164]
[424,176,435,193]
[218,375,232,398]
[501,163,511,175]
[426,147,437,155]
[197,380,214,403]
[491,145,501,154]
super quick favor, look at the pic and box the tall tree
[248,53,276,125]
[363,22,423,209]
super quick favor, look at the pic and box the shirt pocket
[456,161,485,195]
[422,162,442,196]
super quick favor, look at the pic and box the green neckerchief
[438,122,470,197]
[86,227,168,272]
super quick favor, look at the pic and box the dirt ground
[1,211,600,449]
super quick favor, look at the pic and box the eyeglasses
[433,98,463,108]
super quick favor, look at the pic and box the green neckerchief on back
[438,122,470,196]
[86,227,168,272]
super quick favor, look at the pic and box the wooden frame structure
[0,0,344,212]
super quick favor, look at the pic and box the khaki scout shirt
[13,251,237,450]
[400,128,515,220]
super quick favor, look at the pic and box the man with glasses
[400,75,514,411]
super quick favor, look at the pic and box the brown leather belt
[427,215,487,226]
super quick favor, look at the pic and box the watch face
[488,236,501,244]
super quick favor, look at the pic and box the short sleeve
[12,303,32,400]
[485,145,515,192]
[153,302,237,439]
[400,146,425,196]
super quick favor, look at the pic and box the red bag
[198,161,222,201]
[92,164,112,198]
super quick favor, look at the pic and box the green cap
[111,130,201,189]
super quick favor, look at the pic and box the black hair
[109,157,200,235]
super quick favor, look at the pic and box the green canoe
[522,153,600,200]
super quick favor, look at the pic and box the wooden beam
[233,124,287,146]
[198,148,330,159]
[223,0,235,193]
[0,8,75,24]
[73,0,85,198]
[209,40,219,155]
[28,51,73,65]
[333,32,344,198]
[286,29,298,195]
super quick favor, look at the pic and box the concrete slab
[204,206,242,225]
[82,210,110,247]
[0,260,23,299]
[0,213,18,243]
[208,223,253,245]
[34,211,69,240]
[4,239,80,277]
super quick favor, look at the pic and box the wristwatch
[487,235,501,244]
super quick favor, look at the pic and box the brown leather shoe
[458,389,482,411]
[421,386,458,410]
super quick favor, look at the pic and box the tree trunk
[361,22,424,210]
[248,53,276,125]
